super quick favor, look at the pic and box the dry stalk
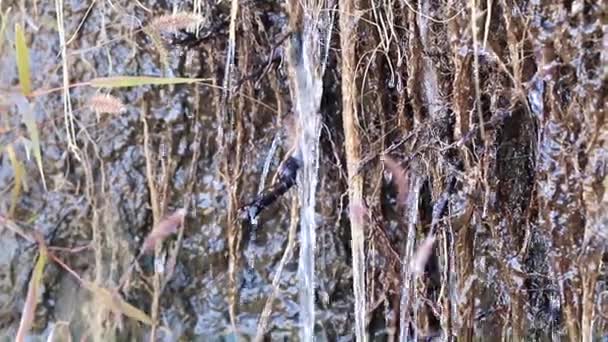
[0,215,36,243]
[223,0,239,95]
[220,79,246,340]
[339,0,367,339]
[399,176,422,341]
[65,0,97,46]
[79,126,110,339]
[141,103,161,342]
[54,0,78,153]
[469,0,485,141]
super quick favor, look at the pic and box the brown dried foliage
[16,238,47,342]
[141,208,186,253]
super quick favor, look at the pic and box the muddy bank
[0,0,607,341]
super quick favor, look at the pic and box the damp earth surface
[0,0,607,341]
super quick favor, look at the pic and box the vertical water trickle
[399,177,422,342]
[286,11,326,341]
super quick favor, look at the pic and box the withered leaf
[16,243,47,342]
[142,208,186,253]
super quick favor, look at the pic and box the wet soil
[0,0,607,341]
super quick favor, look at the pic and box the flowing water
[399,177,422,342]
[288,24,324,341]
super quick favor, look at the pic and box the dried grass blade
[22,102,47,190]
[0,214,35,243]
[116,298,154,326]
[142,208,186,253]
[89,76,205,88]
[0,7,10,55]
[16,243,48,342]
[14,23,31,96]
[84,281,153,325]
[6,145,27,217]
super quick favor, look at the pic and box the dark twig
[240,156,301,225]
[429,174,457,235]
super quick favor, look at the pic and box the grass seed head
[150,13,204,33]
[88,94,126,114]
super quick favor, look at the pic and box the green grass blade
[15,23,32,96]
[89,76,206,88]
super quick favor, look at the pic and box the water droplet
[159,143,167,158]
[191,197,197,217]
[396,76,404,93]
[154,252,166,274]
[387,75,395,89]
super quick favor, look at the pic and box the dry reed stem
[214,22,241,335]
[223,0,239,95]
[79,131,116,341]
[482,0,492,48]
[469,0,485,141]
[54,0,78,152]
[220,42,246,337]
[141,104,162,342]
[339,0,367,339]
[16,240,46,342]
[214,34,248,334]
[399,176,422,341]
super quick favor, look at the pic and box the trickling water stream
[288,18,325,342]
[291,30,323,341]
[399,177,422,342]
